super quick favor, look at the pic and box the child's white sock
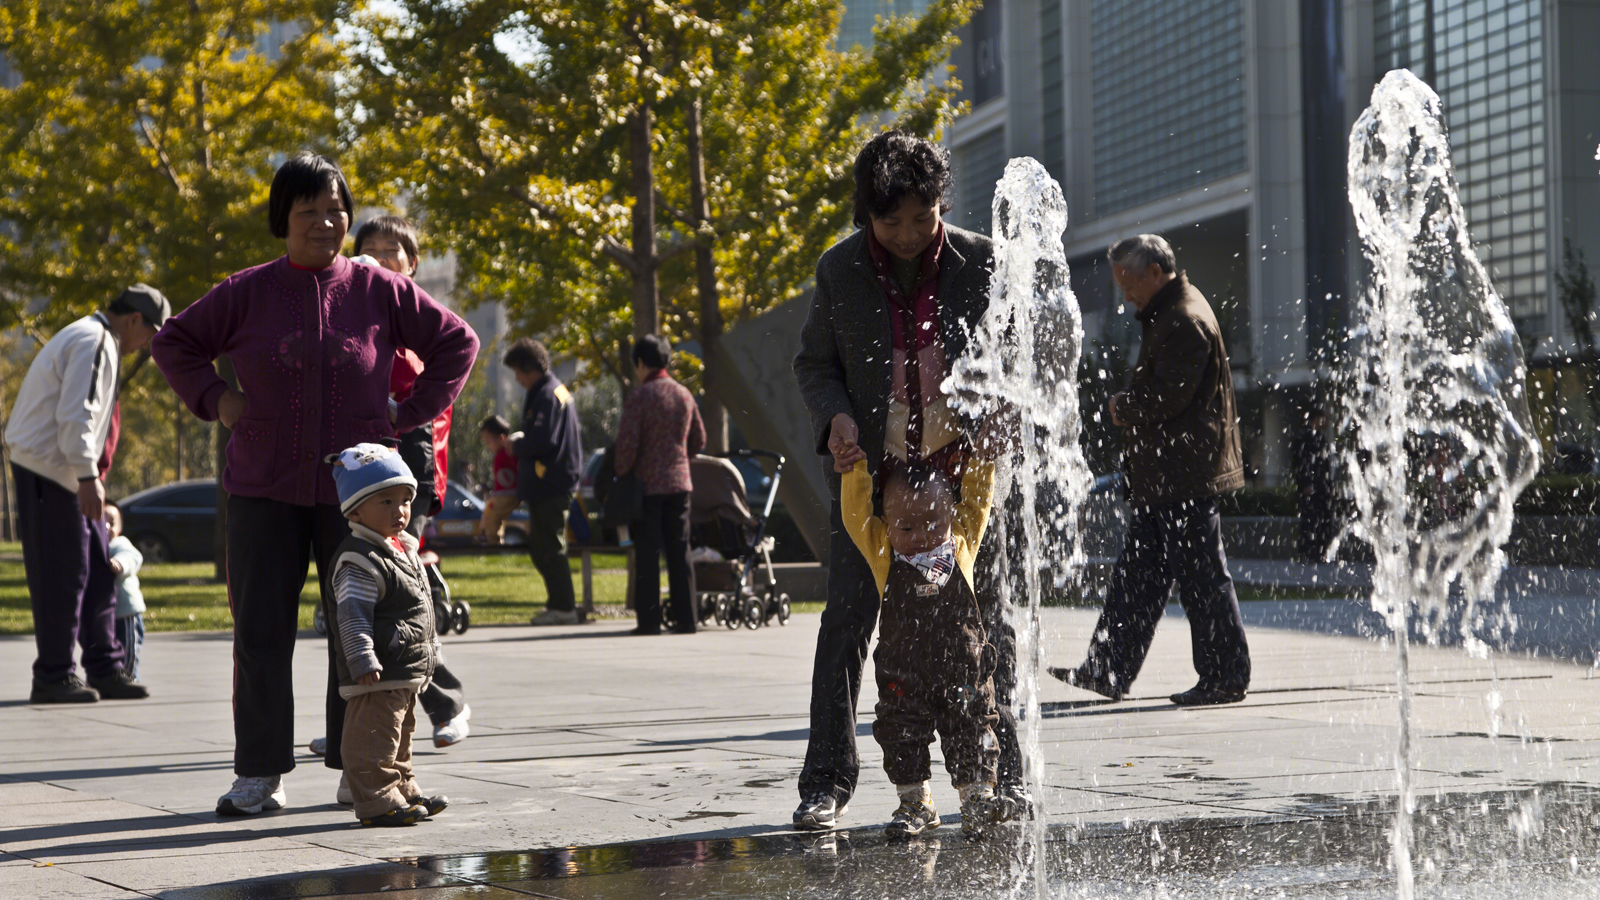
[957,782,996,805]
[896,781,932,804]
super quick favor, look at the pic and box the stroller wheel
[697,593,716,626]
[452,601,471,635]
[777,593,792,625]
[312,603,328,636]
[740,595,763,630]
[713,594,729,627]
[724,594,742,630]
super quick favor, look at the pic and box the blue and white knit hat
[330,443,417,515]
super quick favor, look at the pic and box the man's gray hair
[1107,234,1177,274]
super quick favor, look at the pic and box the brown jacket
[1118,273,1244,507]
[792,226,992,488]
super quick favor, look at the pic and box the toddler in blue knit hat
[327,443,447,827]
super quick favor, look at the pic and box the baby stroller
[684,449,790,630]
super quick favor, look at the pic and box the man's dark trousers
[527,493,576,613]
[630,492,694,632]
[15,464,123,682]
[1085,497,1250,692]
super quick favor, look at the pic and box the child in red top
[476,415,519,543]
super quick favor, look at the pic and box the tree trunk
[629,104,659,340]
[686,96,728,453]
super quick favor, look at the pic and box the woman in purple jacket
[152,152,479,817]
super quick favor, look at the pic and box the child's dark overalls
[872,556,998,788]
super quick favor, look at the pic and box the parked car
[116,480,223,563]
[426,479,529,548]
[117,477,528,562]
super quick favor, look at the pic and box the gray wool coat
[793,224,994,489]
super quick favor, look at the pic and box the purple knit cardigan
[152,255,479,507]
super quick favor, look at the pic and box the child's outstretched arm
[839,461,891,598]
[954,459,999,547]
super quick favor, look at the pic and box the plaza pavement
[3,563,1599,898]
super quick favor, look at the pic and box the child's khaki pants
[477,494,519,542]
[342,687,421,819]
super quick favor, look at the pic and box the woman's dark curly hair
[851,131,954,228]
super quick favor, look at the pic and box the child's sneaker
[216,775,285,816]
[885,797,939,838]
[433,704,471,747]
[407,794,450,818]
[958,785,1002,840]
[360,802,427,827]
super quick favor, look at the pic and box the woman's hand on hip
[217,388,247,430]
[828,413,866,473]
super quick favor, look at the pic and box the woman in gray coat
[791,131,1024,830]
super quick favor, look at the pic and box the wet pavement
[4,564,1600,898]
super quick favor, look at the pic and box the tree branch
[134,113,189,196]
[602,235,640,273]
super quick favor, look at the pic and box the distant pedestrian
[6,284,168,704]
[613,335,706,635]
[476,415,519,544]
[104,502,146,682]
[356,216,472,752]
[503,338,584,625]
[1048,233,1251,707]
[1291,404,1334,562]
[326,443,447,827]
[152,151,477,817]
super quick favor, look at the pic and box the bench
[567,543,636,614]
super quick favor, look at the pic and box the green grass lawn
[0,541,1347,634]
[0,543,636,634]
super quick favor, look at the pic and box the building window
[1374,0,1547,337]
[1088,0,1247,216]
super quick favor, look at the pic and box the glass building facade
[1375,0,1548,337]
[839,0,934,52]
[1089,0,1247,215]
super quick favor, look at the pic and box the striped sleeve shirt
[333,562,383,679]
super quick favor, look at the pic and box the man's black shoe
[30,674,99,704]
[793,792,849,831]
[1047,663,1123,701]
[1170,684,1247,706]
[87,669,150,700]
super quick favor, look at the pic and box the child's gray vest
[329,534,437,689]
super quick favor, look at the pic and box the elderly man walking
[6,285,169,703]
[1050,234,1251,706]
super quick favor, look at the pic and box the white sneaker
[308,736,326,756]
[217,775,285,816]
[529,608,579,626]
[434,704,471,748]
[336,772,352,805]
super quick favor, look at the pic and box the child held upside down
[840,457,1002,839]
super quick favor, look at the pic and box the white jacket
[4,313,121,492]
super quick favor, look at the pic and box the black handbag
[602,471,643,527]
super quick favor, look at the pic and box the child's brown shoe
[360,803,427,827]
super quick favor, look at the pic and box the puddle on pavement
[400,783,1600,899]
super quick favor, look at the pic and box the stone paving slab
[1,591,1598,897]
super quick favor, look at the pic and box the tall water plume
[1343,68,1541,899]
[947,156,1094,898]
